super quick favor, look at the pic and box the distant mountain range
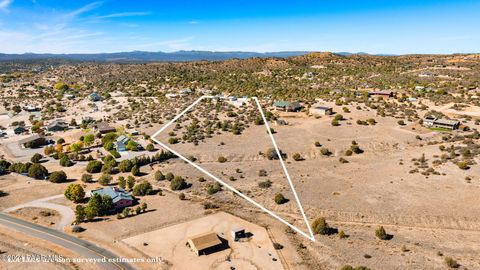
[0,50,392,62]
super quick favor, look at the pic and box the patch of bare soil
[10,207,60,228]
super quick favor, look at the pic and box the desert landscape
[1,52,480,270]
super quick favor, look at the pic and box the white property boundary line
[151,95,316,241]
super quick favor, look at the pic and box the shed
[231,228,246,241]
[186,232,224,256]
[309,106,333,116]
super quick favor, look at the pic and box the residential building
[368,90,396,98]
[94,122,116,134]
[47,120,68,132]
[423,116,460,130]
[186,232,225,256]
[90,187,134,209]
[23,105,41,112]
[116,135,130,152]
[273,101,302,112]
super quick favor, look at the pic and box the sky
[0,0,479,54]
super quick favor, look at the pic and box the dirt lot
[0,226,99,270]
[122,211,283,270]
[10,207,60,228]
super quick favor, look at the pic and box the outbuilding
[309,106,333,116]
[186,232,225,256]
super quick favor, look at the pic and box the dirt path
[3,194,74,230]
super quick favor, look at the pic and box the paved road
[0,213,135,270]
[3,194,75,230]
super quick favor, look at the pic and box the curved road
[0,213,135,270]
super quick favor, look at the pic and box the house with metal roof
[273,101,302,112]
[116,135,130,152]
[423,116,460,130]
[90,187,134,209]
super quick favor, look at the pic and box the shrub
[28,164,48,179]
[345,149,353,156]
[273,243,284,250]
[274,193,288,204]
[320,148,331,156]
[258,180,272,188]
[30,153,43,163]
[331,119,340,126]
[338,230,347,239]
[118,176,126,189]
[258,169,268,177]
[217,156,227,163]
[98,173,112,186]
[81,173,93,183]
[165,172,174,181]
[131,165,140,176]
[375,226,389,240]
[444,257,459,268]
[292,153,303,161]
[154,170,165,181]
[133,181,153,196]
[312,217,329,235]
[60,156,74,167]
[265,148,282,160]
[397,120,405,125]
[457,161,469,170]
[170,176,187,190]
[206,182,222,195]
[179,193,186,200]
[168,137,179,144]
[118,160,133,173]
[49,170,67,183]
[314,141,322,147]
[146,143,154,151]
[64,184,85,203]
[86,160,103,173]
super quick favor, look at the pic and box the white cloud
[92,11,150,20]
[65,1,103,18]
[188,20,200,24]
[0,0,13,11]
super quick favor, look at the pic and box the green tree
[86,160,103,173]
[118,159,133,173]
[81,173,93,183]
[49,170,67,183]
[133,181,153,196]
[98,173,112,186]
[28,164,48,179]
[127,176,135,190]
[131,165,140,176]
[30,153,42,163]
[64,184,85,203]
[118,176,126,189]
[83,134,95,149]
[59,155,74,167]
[74,205,86,224]
[146,143,154,151]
